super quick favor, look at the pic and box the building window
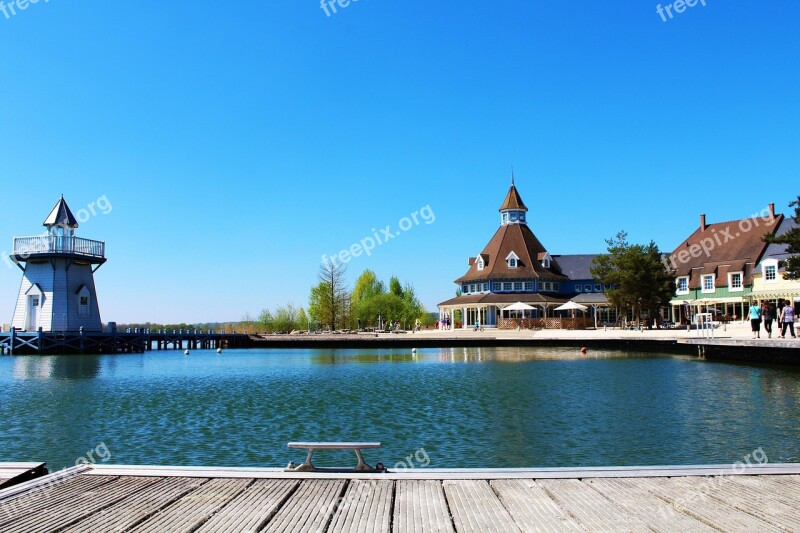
[482,283,488,292]
[510,212,518,221]
[503,282,512,291]
[514,282,523,291]
[677,277,689,294]
[509,258,517,268]
[729,272,743,291]
[471,284,477,293]
[541,282,551,292]
[701,274,715,293]
[594,284,602,292]
[765,265,777,282]
[553,283,560,291]
[524,282,533,291]
[502,213,508,223]
[575,285,582,292]
[542,258,550,269]
[477,259,484,270]
[584,284,592,292]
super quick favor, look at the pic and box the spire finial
[511,166,515,186]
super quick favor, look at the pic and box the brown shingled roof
[498,184,527,212]
[668,214,783,289]
[438,293,568,307]
[455,223,567,283]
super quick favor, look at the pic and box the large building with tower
[438,179,613,328]
[10,197,106,332]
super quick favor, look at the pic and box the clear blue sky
[1,1,798,324]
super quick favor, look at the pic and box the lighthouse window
[79,294,90,316]
[510,212,518,221]
[519,213,525,222]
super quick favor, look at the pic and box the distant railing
[13,236,105,259]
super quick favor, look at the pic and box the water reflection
[12,355,101,380]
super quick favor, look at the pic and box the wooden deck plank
[195,479,299,533]
[328,479,393,533]
[261,479,347,533]
[727,475,800,508]
[393,480,454,533]
[0,475,117,529]
[490,479,583,532]
[585,478,715,532]
[443,480,521,533]
[637,477,784,532]
[62,477,209,532]
[666,475,800,531]
[2,476,159,533]
[537,479,650,532]
[128,478,251,532]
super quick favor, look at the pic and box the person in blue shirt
[748,302,762,339]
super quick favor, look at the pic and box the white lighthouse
[10,197,106,332]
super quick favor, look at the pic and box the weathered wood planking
[128,478,251,532]
[2,476,159,533]
[666,476,800,531]
[584,478,715,532]
[393,480,455,533]
[637,477,783,532]
[0,475,116,529]
[328,480,393,533]
[537,478,651,532]
[443,480,521,532]
[261,479,347,533]
[195,479,299,533]
[490,479,583,532]
[62,476,209,532]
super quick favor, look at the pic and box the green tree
[352,269,385,302]
[273,303,301,333]
[297,307,309,331]
[591,231,675,323]
[764,196,800,279]
[257,308,273,332]
[389,276,404,297]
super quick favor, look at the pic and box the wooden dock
[0,329,250,355]
[0,463,47,490]
[1,463,799,531]
[679,338,800,363]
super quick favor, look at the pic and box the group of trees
[242,304,310,334]
[591,231,675,323]
[307,262,430,331]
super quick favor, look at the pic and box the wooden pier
[1,463,799,531]
[0,328,250,355]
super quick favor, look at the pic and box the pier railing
[13,236,105,259]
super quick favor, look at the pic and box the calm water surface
[1,347,799,470]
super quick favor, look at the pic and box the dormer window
[476,257,484,270]
[506,251,520,269]
[542,258,550,269]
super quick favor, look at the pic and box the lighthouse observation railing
[13,236,106,259]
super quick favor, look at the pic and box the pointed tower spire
[43,196,79,229]
[511,167,515,187]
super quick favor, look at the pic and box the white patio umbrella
[503,301,535,319]
[554,302,588,312]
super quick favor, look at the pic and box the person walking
[779,301,796,339]
[748,301,762,339]
[762,302,774,339]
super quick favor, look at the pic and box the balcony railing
[13,236,106,259]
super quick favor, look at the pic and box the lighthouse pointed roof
[498,176,527,212]
[43,196,79,228]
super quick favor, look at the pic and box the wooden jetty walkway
[0,328,250,355]
[1,463,799,531]
[679,337,800,364]
[0,463,47,490]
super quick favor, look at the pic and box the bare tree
[309,260,349,331]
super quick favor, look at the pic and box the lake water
[1,347,799,471]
